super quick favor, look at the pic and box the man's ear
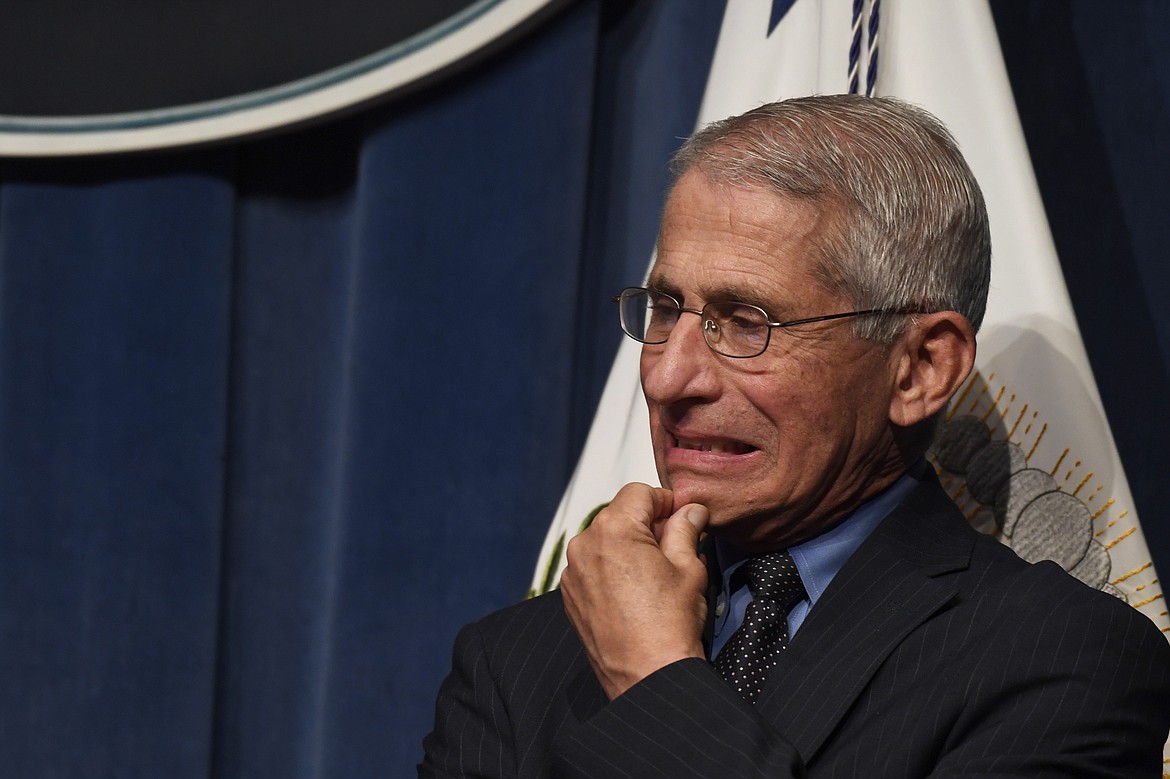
[888,311,977,428]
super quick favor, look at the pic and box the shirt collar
[714,463,925,607]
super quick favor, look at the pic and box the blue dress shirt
[710,466,924,661]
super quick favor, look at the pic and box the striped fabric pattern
[420,475,1170,777]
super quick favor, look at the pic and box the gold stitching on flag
[1007,404,1028,439]
[980,386,1006,422]
[1104,527,1136,549]
[1051,448,1069,476]
[1090,498,1115,521]
[964,373,991,414]
[1132,592,1164,609]
[949,374,978,420]
[1095,519,1118,538]
[1021,409,1038,436]
[1111,562,1153,584]
[1025,423,1046,461]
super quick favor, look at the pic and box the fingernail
[685,504,709,529]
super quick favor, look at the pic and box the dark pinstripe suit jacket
[420,476,1170,777]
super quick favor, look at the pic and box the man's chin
[659,480,712,513]
[661,471,737,511]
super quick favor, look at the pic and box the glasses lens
[620,289,678,344]
[703,302,771,357]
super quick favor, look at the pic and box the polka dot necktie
[714,551,807,703]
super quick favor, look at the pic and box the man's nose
[640,312,719,404]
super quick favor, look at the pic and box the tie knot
[746,551,805,609]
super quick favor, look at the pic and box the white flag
[531,0,1169,669]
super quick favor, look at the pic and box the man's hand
[560,483,711,700]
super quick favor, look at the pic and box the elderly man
[420,95,1170,778]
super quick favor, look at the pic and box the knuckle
[565,533,585,562]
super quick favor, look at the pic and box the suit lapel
[756,475,977,764]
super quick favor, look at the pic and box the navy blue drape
[0,1,1167,776]
[0,1,723,775]
[0,153,234,774]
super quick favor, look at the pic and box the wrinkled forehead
[652,170,847,310]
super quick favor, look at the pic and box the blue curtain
[0,1,723,775]
[0,1,1167,776]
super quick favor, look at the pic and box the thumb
[659,503,710,562]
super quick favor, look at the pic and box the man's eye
[648,301,678,318]
[727,315,762,331]
[713,304,767,330]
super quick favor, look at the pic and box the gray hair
[671,94,991,342]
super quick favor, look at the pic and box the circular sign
[0,0,566,156]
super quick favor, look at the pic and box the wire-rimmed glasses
[613,286,919,358]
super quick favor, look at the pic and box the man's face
[641,169,907,551]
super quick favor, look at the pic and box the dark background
[0,0,477,114]
[0,1,1165,775]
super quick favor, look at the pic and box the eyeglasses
[613,287,920,358]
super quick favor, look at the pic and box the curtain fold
[2,1,1165,777]
[0,154,236,776]
[0,1,723,775]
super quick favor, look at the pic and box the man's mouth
[675,437,755,455]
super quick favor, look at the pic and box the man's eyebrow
[645,276,789,317]
[645,276,790,313]
[708,286,770,306]
[644,276,682,299]
[710,286,789,317]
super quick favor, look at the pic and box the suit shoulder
[470,590,569,643]
[965,534,1170,663]
[451,591,582,675]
